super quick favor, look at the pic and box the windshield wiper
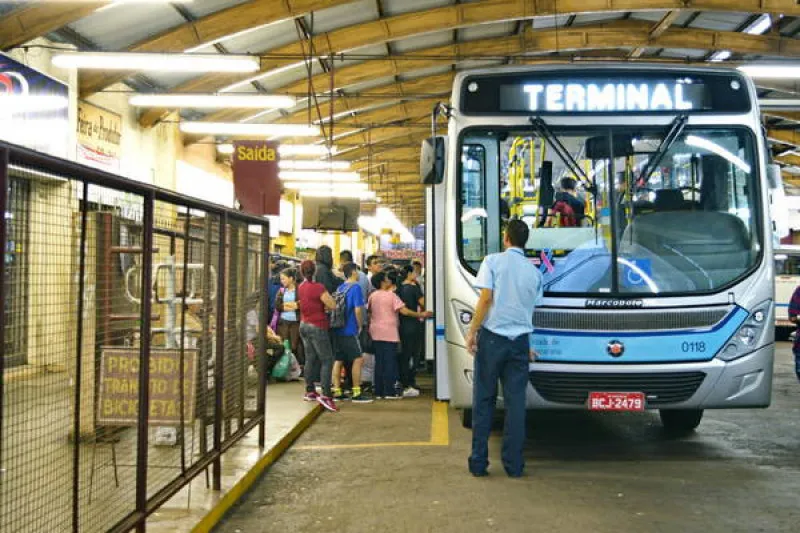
[636,114,689,187]
[529,117,590,188]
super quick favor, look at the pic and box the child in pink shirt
[368,270,432,399]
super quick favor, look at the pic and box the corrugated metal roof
[458,21,516,41]
[67,4,185,50]
[381,0,452,18]
[203,18,301,55]
[391,31,453,53]
[183,0,249,19]
[690,12,752,32]
[300,0,379,34]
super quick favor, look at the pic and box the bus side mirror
[421,136,446,185]
[768,163,790,242]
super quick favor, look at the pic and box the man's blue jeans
[469,327,529,476]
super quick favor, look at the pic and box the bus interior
[459,125,762,296]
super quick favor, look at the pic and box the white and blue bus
[423,64,788,433]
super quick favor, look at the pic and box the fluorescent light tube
[279,160,350,170]
[759,99,800,109]
[217,144,234,155]
[180,122,319,137]
[278,144,337,157]
[738,65,800,79]
[52,52,259,73]
[302,190,376,200]
[283,182,368,191]
[279,171,360,182]
[709,50,731,62]
[130,94,294,109]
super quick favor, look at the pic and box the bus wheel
[461,408,473,429]
[659,409,703,434]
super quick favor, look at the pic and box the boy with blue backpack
[332,263,373,403]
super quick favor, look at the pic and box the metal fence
[0,141,270,533]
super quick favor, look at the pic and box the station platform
[147,382,319,533]
[212,344,800,533]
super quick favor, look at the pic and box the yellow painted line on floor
[296,401,450,451]
[191,404,322,533]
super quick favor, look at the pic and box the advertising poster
[77,100,122,172]
[0,53,69,158]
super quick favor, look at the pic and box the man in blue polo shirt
[465,219,543,478]
[332,262,372,403]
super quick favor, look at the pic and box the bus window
[617,129,759,294]
[460,145,488,270]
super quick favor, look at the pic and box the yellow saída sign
[97,348,197,426]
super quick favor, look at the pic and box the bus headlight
[717,300,771,362]
[451,300,475,339]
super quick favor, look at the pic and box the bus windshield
[458,126,761,296]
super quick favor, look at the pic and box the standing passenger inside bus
[465,219,543,478]
[550,177,585,227]
[787,283,800,382]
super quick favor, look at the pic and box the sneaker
[351,393,374,404]
[303,391,319,402]
[403,387,421,398]
[333,391,349,402]
[384,394,402,400]
[317,395,339,412]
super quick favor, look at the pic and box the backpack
[551,200,579,227]
[329,284,355,329]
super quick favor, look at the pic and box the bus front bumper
[447,342,774,410]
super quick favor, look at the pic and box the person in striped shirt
[787,284,800,381]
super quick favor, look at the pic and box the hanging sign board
[97,348,197,426]
[232,140,281,216]
[76,100,122,172]
[0,53,69,158]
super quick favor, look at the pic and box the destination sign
[460,70,751,115]
[515,82,696,113]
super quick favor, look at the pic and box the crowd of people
[267,247,431,413]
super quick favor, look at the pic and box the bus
[422,64,789,433]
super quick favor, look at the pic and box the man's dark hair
[343,262,358,280]
[398,264,414,283]
[315,245,334,268]
[366,254,381,267]
[412,260,422,269]
[371,271,387,290]
[340,250,354,263]
[386,268,400,287]
[560,177,577,191]
[505,219,529,248]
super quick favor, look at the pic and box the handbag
[271,350,291,380]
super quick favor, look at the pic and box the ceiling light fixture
[279,160,350,170]
[283,182,368,191]
[302,190,376,200]
[278,144,338,157]
[278,171,360,182]
[129,93,294,109]
[52,52,259,73]
[738,65,800,79]
[180,122,319,137]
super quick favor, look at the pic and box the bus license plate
[588,392,645,411]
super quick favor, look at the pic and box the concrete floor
[216,343,800,533]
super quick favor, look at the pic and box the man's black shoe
[470,470,489,478]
